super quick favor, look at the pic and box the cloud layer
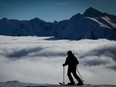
[0,36,116,84]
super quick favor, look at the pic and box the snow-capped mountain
[0,7,116,40]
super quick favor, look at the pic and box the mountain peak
[83,7,104,17]
[31,17,41,21]
[30,17,45,23]
[1,17,8,21]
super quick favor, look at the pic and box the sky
[0,36,116,84]
[0,0,116,22]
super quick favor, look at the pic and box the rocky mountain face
[0,7,116,40]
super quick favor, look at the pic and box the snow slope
[0,7,116,40]
[0,81,116,87]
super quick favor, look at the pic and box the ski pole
[63,66,65,84]
[76,67,84,82]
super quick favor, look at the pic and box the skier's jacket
[64,54,79,68]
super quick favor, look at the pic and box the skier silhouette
[63,51,83,85]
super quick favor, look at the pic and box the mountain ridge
[0,7,116,40]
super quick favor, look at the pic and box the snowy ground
[0,36,116,86]
[0,81,116,87]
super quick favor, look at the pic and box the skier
[63,51,83,85]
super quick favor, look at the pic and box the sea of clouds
[0,36,116,85]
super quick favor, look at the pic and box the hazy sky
[0,0,116,22]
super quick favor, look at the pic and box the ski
[59,82,68,86]
[59,82,84,86]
